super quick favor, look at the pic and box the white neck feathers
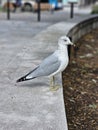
[58,42,68,53]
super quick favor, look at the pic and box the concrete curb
[31,14,98,130]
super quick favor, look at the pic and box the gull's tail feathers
[16,67,38,83]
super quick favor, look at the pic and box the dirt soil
[62,29,98,130]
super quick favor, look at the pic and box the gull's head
[59,36,74,46]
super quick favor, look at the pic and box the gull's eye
[64,39,67,41]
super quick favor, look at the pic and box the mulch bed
[62,29,98,130]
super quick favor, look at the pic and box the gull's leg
[50,76,60,91]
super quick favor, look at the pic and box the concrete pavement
[0,20,68,130]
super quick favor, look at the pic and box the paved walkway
[0,20,68,130]
[0,6,92,130]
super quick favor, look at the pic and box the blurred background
[0,0,98,22]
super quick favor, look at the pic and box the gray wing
[26,52,61,79]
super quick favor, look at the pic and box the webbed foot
[50,85,61,91]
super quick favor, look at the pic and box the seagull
[17,36,74,91]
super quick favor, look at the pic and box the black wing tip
[16,76,36,83]
[16,76,26,83]
[16,67,38,83]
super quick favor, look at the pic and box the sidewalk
[0,20,68,130]
[0,7,92,130]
